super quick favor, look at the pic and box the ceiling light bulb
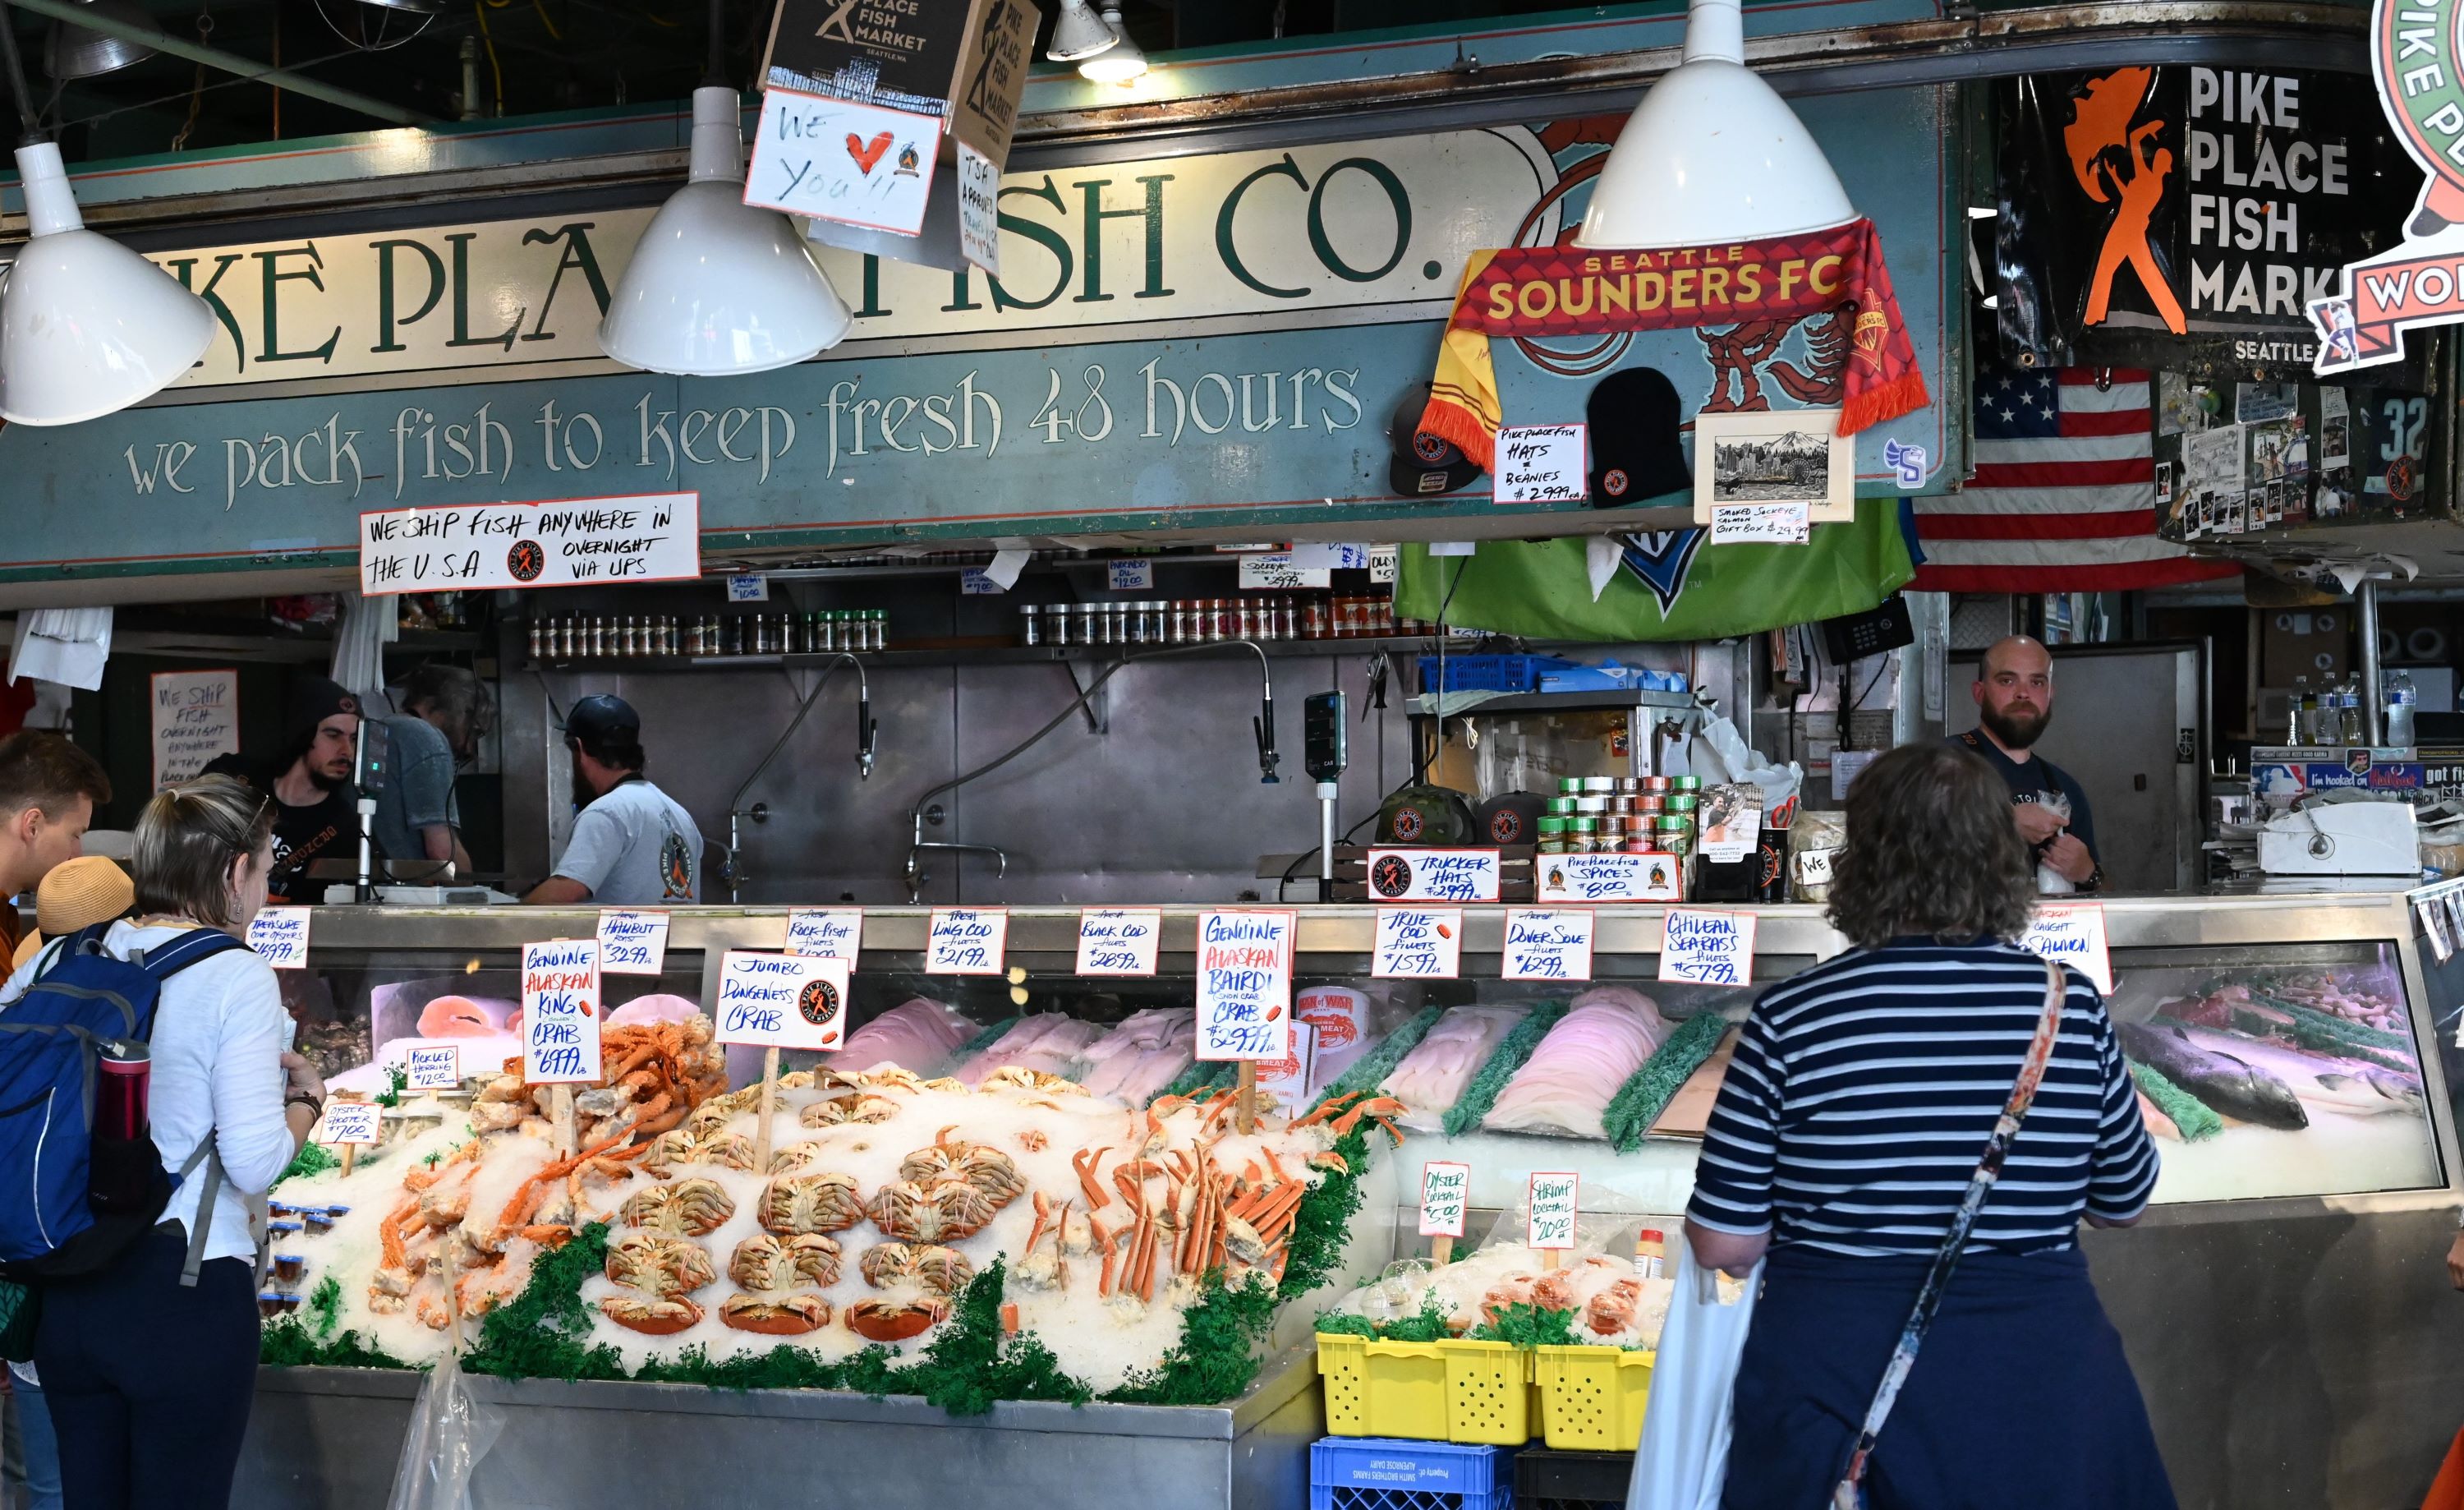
[0,142,216,426]
[1571,0,1855,251]
[1046,0,1118,62]
[596,87,853,377]
[1078,10,1145,83]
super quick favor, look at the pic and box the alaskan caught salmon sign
[2310,0,2464,371]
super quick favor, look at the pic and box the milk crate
[1513,1447,1633,1510]
[1310,1436,1517,1510]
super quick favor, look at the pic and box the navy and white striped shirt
[1687,939,2159,1258]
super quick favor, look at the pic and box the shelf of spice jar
[1015,593,1417,649]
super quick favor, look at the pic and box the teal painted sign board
[0,90,1958,591]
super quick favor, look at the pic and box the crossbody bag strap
[1831,958,2067,1508]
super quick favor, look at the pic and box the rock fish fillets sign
[359,490,699,595]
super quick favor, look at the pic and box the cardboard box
[2261,606,2351,688]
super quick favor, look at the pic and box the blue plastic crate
[1311,1436,1517,1510]
[1418,655,1580,695]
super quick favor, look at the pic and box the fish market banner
[1997,66,2419,379]
[0,93,1951,585]
[2310,0,2464,371]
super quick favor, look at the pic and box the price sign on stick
[2016,902,2114,993]
[1076,909,1161,976]
[318,1102,380,1145]
[1529,1172,1580,1251]
[1659,909,1757,986]
[1419,1161,1471,1237]
[596,909,669,975]
[1194,910,1294,1061]
[926,909,1007,974]
[522,940,603,1084]
[1373,908,1463,978]
[1503,909,1594,981]
[787,909,865,960]
[403,1044,461,1091]
[245,907,311,969]
[715,951,850,1052]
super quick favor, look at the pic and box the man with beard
[522,694,702,906]
[1953,636,2101,893]
[205,677,366,903]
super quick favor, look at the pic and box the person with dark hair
[370,664,491,878]
[1685,741,2171,1509]
[6,775,321,1510]
[522,694,701,906]
[201,677,364,903]
[0,731,110,955]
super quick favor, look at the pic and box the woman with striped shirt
[1686,741,2174,1508]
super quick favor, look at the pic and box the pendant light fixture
[595,0,851,375]
[1076,8,1144,85]
[0,5,214,426]
[42,0,154,81]
[1045,0,1117,63]
[1572,0,1854,251]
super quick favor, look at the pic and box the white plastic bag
[1688,715,1803,814]
[1627,1244,1763,1510]
[384,1353,505,1510]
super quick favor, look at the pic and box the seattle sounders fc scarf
[1418,218,1930,471]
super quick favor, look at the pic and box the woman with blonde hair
[10,776,324,1510]
[1686,741,2172,1508]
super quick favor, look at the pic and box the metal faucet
[903,805,1009,903]
[723,655,872,903]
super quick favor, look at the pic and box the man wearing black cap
[203,676,365,903]
[522,694,703,906]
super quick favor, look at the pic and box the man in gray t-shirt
[522,694,702,906]
[371,664,490,878]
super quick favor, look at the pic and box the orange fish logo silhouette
[2063,67,2187,335]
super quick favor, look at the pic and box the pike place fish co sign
[132,126,1559,398]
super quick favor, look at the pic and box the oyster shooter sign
[2311,0,2464,371]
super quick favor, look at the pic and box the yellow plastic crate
[1532,1344,1657,1451]
[1315,1335,1539,1444]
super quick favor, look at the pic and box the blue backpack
[0,923,249,1284]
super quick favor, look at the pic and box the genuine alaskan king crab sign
[2311,0,2464,370]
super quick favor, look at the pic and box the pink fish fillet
[1484,987,1672,1139]
[956,1014,1109,1086]
[1073,1008,1199,1104]
[821,997,975,1076]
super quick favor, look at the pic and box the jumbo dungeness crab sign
[2310,0,2464,369]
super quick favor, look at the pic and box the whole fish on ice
[2167,1024,2423,1117]
[2117,1020,2310,1130]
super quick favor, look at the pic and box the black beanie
[283,677,361,762]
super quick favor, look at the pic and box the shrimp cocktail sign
[715,951,850,1052]
[1195,910,1294,1061]
[2311,0,2464,370]
[522,939,603,1083]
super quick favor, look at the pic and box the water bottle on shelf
[2387,668,2419,749]
[2338,678,2367,743]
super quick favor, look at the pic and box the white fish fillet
[1073,1008,1199,1104]
[1381,1005,1531,1130]
[956,1015,1109,1086]
[1484,987,1671,1139]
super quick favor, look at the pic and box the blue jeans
[13,1377,63,1510]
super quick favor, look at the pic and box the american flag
[1910,366,2237,592]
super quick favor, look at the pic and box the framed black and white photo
[1692,408,1856,523]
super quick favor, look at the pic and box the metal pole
[0,0,431,126]
[1317,780,1337,903]
[2358,577,2384,746]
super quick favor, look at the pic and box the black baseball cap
[563,693,641,753]
[1587,366,1690,506]
[1387,381,1484,499]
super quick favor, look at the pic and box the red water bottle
[90,1041,154,1213]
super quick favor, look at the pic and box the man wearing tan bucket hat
[10,854,136,973]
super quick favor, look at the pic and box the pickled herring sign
[1194,909,1294,1061]
[522,939,603,1083]
[359,491,698,596]
[2310,0,2464,371]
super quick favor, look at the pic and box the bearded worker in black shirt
[1951,635,2103,894]
[204,677,367,902]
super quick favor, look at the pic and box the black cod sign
[359,490,700,594]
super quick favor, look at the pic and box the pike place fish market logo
[1370,854,1414,897]
[1391,808,1425,842]
[506,540,545,582]
[896,143,922,178]
[798,978,842,1029]
[1619,530,1708,615]
[2065,67,2187,335]
[1414,432,1452,464]
[660,832,693,899]
[1489,810,1524,844]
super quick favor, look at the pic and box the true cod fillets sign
[359,492,699,596]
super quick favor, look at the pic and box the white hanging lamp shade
[1572,0,1855,251]
[0,141,214,426]
[1078,9,1144,82]
[1046,0,1118,62]
[596,86,853,377]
